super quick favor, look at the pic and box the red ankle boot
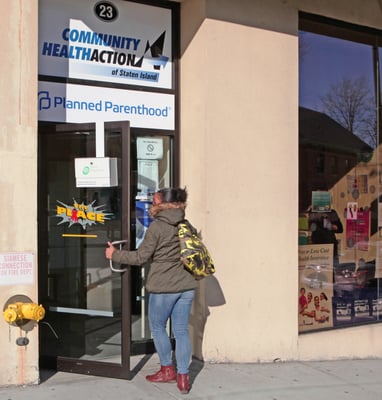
[177,373,190,394]
[146,365,176,383]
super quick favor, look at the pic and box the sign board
[39,0,173,89]
[137,137,163,159]
[75,157,119,187]
[0,252,34,285]
[38,81,174,130]
[298,244,334,332]
[137,159,159,192]
[311,191,331,212]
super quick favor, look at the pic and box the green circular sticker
[82,166,90,175]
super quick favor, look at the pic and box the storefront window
[298,14,382,332]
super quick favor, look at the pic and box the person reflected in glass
[308,206,343,267]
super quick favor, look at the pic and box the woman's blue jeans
[148,290,195,374]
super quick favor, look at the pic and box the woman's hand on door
[105,241,116,259]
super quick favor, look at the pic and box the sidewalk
[2,355,382,400]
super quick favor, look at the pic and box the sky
[299,31,375,112]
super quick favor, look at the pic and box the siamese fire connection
[3,302,45,324]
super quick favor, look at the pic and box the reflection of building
[299,107,372,211]
[299,104,380,330]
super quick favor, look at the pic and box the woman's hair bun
[157,187,188,203]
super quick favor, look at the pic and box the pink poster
[346,208,370,251]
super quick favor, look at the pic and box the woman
[105,187,197,394]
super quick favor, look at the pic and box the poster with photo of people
[298,244,334,332]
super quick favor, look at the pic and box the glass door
[129,135,173,355]
[38,121,133,379]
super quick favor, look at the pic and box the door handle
[109,240,128,272]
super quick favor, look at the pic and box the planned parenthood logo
[38,90,170,118]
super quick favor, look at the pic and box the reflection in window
[298,15,381,333]
[329,155,338,175]
[315,153,324,173]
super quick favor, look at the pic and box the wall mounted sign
[38,81,174,129]
[94,1,119,22]
[75,157,119,187]
[39,0,173,89]
[0,253,34,286]
[137,137,163,160]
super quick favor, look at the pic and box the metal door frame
[38,121,134,379]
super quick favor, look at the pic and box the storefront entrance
[37,121,166,379]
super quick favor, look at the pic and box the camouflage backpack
[178,219,215,280]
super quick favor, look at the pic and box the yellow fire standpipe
[3,302,45,324]
[3,295,45,346]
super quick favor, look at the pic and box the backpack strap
[178,219,198,235]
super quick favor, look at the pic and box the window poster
[347,174,368,194]
[375,241,382,278]
[298,244,334,332]
[311,191,331,212]
[345,207,370,251]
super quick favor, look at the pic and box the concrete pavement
[2,355,382,399]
